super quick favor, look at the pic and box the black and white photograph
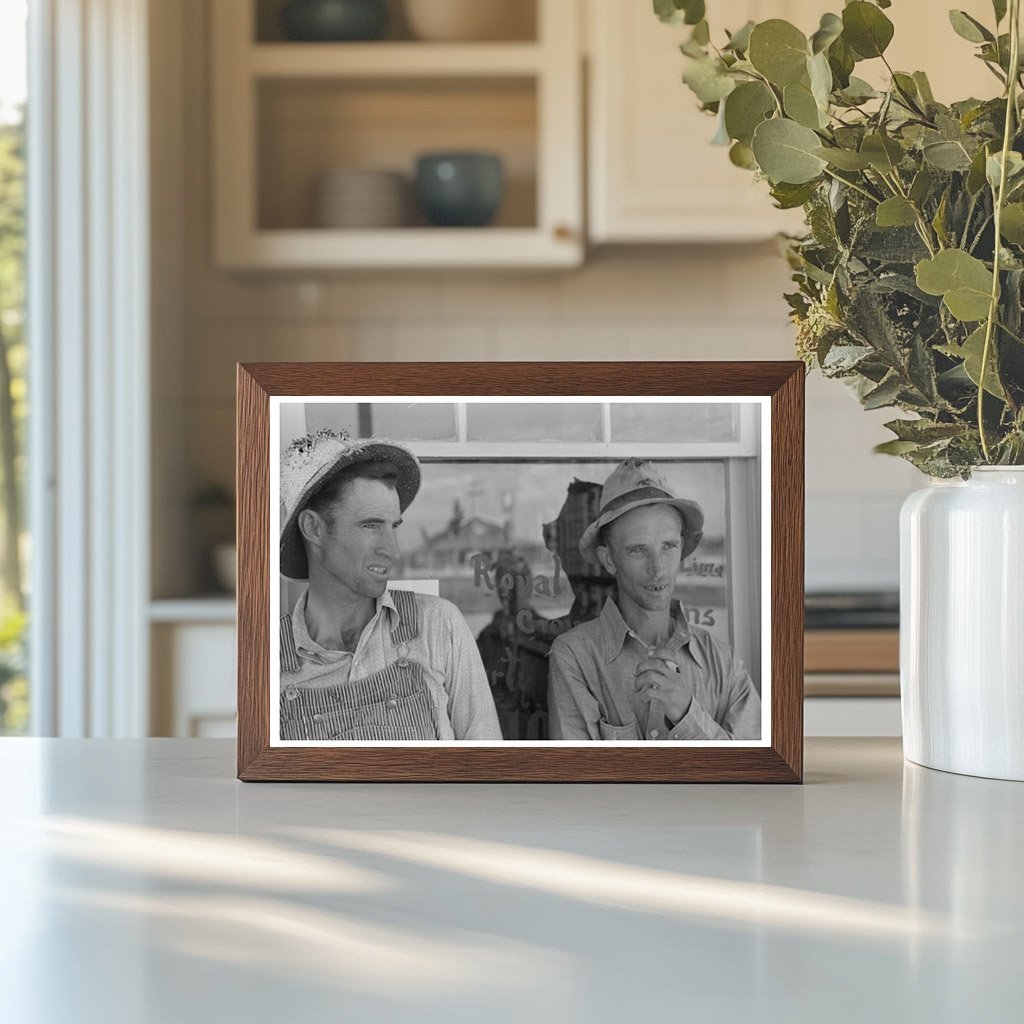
[270,396,770,746]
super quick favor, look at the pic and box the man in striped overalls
[278,429,502,742]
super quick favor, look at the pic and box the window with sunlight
[0,0,28,734]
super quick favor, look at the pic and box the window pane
[304,402,457,441]
[466,402,602,442]
[304,402,360,438]
[369,402,456,441]
[611,402,740,443]
[0,0,28,735]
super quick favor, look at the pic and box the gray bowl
[415,152,505,228]
[280,0,388,42]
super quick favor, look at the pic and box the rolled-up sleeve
[668,650,762,740]
[443,604,503,740]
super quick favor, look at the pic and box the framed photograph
[237,362,804,782]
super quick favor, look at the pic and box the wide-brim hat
[279,429,421,581]
[579,459,704,566]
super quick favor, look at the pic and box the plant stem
[822,167,880,205]
[997,319,1024,345]
[750,69,784,117]
[884,170,938,255]
[979,0,1021,462]
[968,213,994,253]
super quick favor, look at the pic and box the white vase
[900,467,1024,780]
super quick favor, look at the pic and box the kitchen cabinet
[586,0,999,244]
[587,0,811,243]
[150,601,237,738]
[211,0,583,268]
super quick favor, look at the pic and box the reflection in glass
[370,403,457,441]
[304,402,360,438]
[466,403,603,442]
[394,460,731,648]
[304,402,457,441]
[611,403,740,443]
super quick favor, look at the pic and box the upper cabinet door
[587,0,810,243]
[588,0,997,245]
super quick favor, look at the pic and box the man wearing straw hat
[547,459,761,741]
[278,429,501,742]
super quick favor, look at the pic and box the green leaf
[653,0,705,26]
[884,418,963,443]
[684,2,706,27]
[876,197,918,228]
[909,164,933,205]
[729,140,757,169]
[912,71,935,104]
[842,1,895,59]
[723,81,775,144]
[724,20,755,53]
[967,144,992,194]
[770,180,820,209]
[932,190,950,247]
[682,57,736,104]
[939,325,1006,398]
[810,13,843,54]
[748,20,809,87]
[808,51,833,109]
[986,150,1024,191]
[813,146,872,170]
[891,72,922,109]
[860,133,904,173]
[915,249,994,322]
[837,76,879,104]
[862,374,903,409]
[922,140,973,171]
[1000,203,1024,245]
[751,118,828,184]
[784,80,825,129]
[948,10,994,44]
[827,35,856,89]
[874,439,921,455]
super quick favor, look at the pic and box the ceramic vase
[900,467,1024,781]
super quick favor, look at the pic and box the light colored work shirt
[285,587,502,740]
[547,598,762,741]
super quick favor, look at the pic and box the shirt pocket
[598,718,640,741]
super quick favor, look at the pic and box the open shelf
[249,42,544,77]
[254,0,539,45]
[257,77,537,231]
[217,227,579,269]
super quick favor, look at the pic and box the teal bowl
[415,153,505,228]
[281,0,388,42]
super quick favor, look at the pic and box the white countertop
[1,738,1021,1023]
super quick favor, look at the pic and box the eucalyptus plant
[657,0,1024,476]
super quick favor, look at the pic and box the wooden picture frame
[237,362,804,782]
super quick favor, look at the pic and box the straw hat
[279,429,421,580]
[578,459,704,566]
